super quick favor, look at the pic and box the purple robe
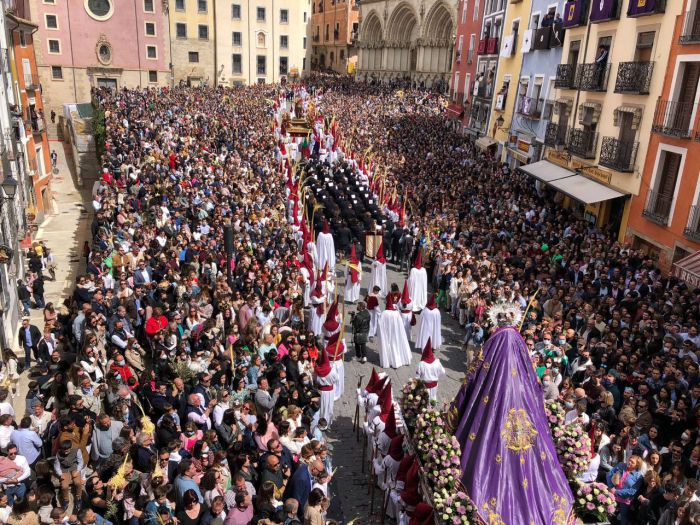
[449,326,574,525]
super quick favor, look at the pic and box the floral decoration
[432,487,477,525]
[553,419,592,478]
[571,480,616,523]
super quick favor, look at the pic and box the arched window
[257,32,266,47]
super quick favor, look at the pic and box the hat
[425,294,438,310]
[413,249,422,270]
[377,382,393,419]
[409,502,434,525]
[366,375,389,395]
[420,338,435,364]
[388,434,405,461]
[400,458,422,506]
[401,281,412,306]
[314,348,332,377]
[382,406,398,437]
[376,241,386,264]
[366,368,380,391]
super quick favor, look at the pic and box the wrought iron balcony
[486,37,499,54]
[577,63,610,92]
[614,61,654,95]
[473,82,488,99]
[567,128,598,159]
[516,96,543,119]
[684,205,700,242]
[30,117,45,134]
[643,189,673,225]
[680,10,700,44]
[544,122,567,147]
[652,99,696,138]
[599,137,638,172]
[23,74,40,90]
[555,64,577,89]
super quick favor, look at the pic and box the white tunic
[370,261,387,297]
[309,296,326,336]
[316,232,336,274]
[344,265,361,303]
[378,310,412,369]
[369,308,380,339]
[330,348,345,402]
[300,267,312,307]
[407,267,428,311]
[315,367,339,425]
[414,307,443,350]
[416,359,446,401]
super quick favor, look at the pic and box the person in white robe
[314,348,339,426]
[407,250,428,311]
[366,286,381,339]
[309,275,326,336]
[344,245,362,303]
[316,220,336,273]
[398,281,415,343]
[414,294,442,350]
[321,298,340,343]
[300,251,314,308]
[325,331,345,402]
[382,435,405,519]
[370,241,387,297]
[415,338,446,401]
[373,407,398,490]
[378,295,412,369]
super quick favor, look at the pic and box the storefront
[503,132,542,168]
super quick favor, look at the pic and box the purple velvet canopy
[449,326,574,525]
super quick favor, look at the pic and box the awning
[476,136,498,151]
[519,160,627,204]
[674,251,700,289]
[519,160,576,182]
[548,174,626,204]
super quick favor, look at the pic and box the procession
[0,73,695,525]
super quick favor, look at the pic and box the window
[45,14,58,29]
[232,3,241,18]
[458,35,464,58]
[86,0,113,20]
[636,31,655,62]
[148,70,158,83]
[175,0,185,10]
[280,56,288,75]
[19,30,26,47]
[48,39,60,53]
[464,73,471,102]
[303,37,307,49]
[146,45,157,58]
[303,57,306,70]
[189,51,199,62]
[280,35,288,49]
[530,12,540,29]
[473,0,480,20]
[257,7,265,21]
[303,11,307,22]
[197,0,207,12]
[340,49,344,60]
[257,55,266,75]
[232,32,242,46]
[176,23,187,38]
[468,34,475,63]
[143,0,154,12]
[280,9,288,23]
[232,53,242,74]
[145,22,156,36]
[646,150,682,223]
[51,66,63,79]
[257,32,266,47]
[453,72,460,100]
[44,0,55,3]
[462,0,468,23]
[198,24,208,40]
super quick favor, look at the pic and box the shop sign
[546,148,569,167]
[517,139,530,153]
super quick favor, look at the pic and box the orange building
[626,1,700,281]
[5,7,52,224]
[311,0,359,74]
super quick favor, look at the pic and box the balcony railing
[614,61,654,95]
[652,99,696,138]
[555,64,577,89]
[516,96,543,119]
[544,122,568,147]
[684,205,700,242]
[486,37,499,54]
[577,63,610,92]
[473,82,488,99]
[313,35,320,42]
[477,39,487,55]
[30,117,45,134]
[680,10,700,44]
[567,128,599,159]
[599,137,638,172]
[23,74,39,90]
[643,189,673,225]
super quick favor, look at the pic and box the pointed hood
[312,270,324,297]
[303,251,314,281]
[396,454,415,484]
[322,219,330,235]
[366,375,388,395]
[349,244,360,284]
[378,382,393,421]
[426,294,438,310]
[388,434,405,461]
[321,261,329,282]
[382,406,398,438]
[400,458,422,506]
[376,240,386,264]
[350,244,358,264]
[409,503,434,525]
[325,296,339,322]
[365,368,380,391]
[420,338,435,364]
[413,249,422,270]
[325,332,344,358]
[401,280,412,306]
[385,294,396,311]
[314,347,331,377]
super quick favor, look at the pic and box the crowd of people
[0,73,696,525]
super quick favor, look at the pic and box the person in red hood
[145,307,168,339]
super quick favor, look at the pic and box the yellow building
[168,0,216,85]
[215,0,311,85]
[522,0,680,238]
[487,0,532,148]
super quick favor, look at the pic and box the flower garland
[423,434,462,490]
[544,399,565,433]
[433,487,477,525]
[553,418,592,478]
[399,378,434,430]
[571,480,616,523]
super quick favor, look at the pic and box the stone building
[310,0,359,75]
[169,0,215,85]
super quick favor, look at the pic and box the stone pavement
[326,261,466,524]
[12,138,94,416]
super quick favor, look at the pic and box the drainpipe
[212,0,217,86]
[133,0,143,87]
[65,0,78,101]
[570,17,592,131]
[247,0,251,83]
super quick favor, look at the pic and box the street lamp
[496,115,505,129]
[1,175,17,201]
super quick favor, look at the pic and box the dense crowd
[0,74,697,525]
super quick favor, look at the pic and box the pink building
[30,0,171,114]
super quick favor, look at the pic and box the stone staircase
[46,120,64,141]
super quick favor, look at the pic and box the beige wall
[169,0,216,84]
[215,0,311,85]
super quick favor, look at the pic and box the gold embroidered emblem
[501,409,538,453]
[522,478,529,489]
[446,404,460,434]
[567,4,575,20]
[638,0,646,6]
[540,451,547,461]
[469,433,476,441]
[495,454,502,464]
[483,395,489,404]
[511,367,517,376]
[551,493,571,525]
[483,361,490,370]
[466,349,484,377]
[520,456,525,465]
[480,500,505,525]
